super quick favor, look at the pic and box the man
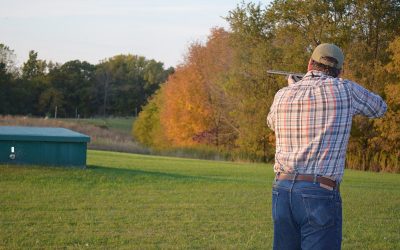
[267,43,387,250]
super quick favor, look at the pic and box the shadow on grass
[87,165,231,183]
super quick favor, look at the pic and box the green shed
[0,126,90,167]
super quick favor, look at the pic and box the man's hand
[288,74,302,85]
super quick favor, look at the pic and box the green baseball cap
[311,43,344,69]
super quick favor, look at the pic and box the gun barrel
[267,70,305,79]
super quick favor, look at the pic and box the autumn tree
[162,28,239,148]
[133,88,169,148]
[136,0,400,171]
[160,61,213,146]
[370,36,400,172]
[228,0,400,167]
[226,3,282,161]
[184,28,236,148]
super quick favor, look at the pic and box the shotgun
[267,70,305,79]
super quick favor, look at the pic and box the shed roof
[0,126,90,143]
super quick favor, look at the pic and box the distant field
[1,150,399,249]
[65,117,135,135]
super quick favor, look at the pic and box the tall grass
[347,150,400,173]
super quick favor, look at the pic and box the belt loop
[313,174,317,184]
[275,172,280,182]
[292,172,298,183]
[289,172,297,193]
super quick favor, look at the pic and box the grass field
[1,150,399,249]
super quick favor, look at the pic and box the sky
[0,0,268,68]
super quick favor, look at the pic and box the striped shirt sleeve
[350,81,387,118]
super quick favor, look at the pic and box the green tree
[43,60,95,117]
[0,43,18,76]
[94,61,113,116]
[133,89,168,148]
[94,55,172,116]
[19,50,48,115]
[0,44,31,115]
[22,50,47,80]
[0,62,14,114]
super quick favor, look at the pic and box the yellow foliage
[160,64,213,146]
[386,36,400,76]
[158,28,233,147]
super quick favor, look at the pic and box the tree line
[0,45,174,118]
[134,0,400,172]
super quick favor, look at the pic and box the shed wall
[0,140,87,167]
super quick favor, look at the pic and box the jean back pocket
[301,193,335,229]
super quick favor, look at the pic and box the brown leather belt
[276,173,337,188]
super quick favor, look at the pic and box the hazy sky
[0,0,268,68]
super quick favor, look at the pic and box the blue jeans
[272,179,342,250]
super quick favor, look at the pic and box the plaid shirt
[267,71,387,182]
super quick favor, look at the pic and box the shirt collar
[303,70,331,79]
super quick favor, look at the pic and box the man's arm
[267,90,285,131]
[350,82,387,118]
[267,103,276,131]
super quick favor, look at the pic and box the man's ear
[307,58,313,71]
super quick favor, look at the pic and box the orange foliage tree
[159,28,234,147]
[160,62,213,146]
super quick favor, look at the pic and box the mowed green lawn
[1,151,399,249]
